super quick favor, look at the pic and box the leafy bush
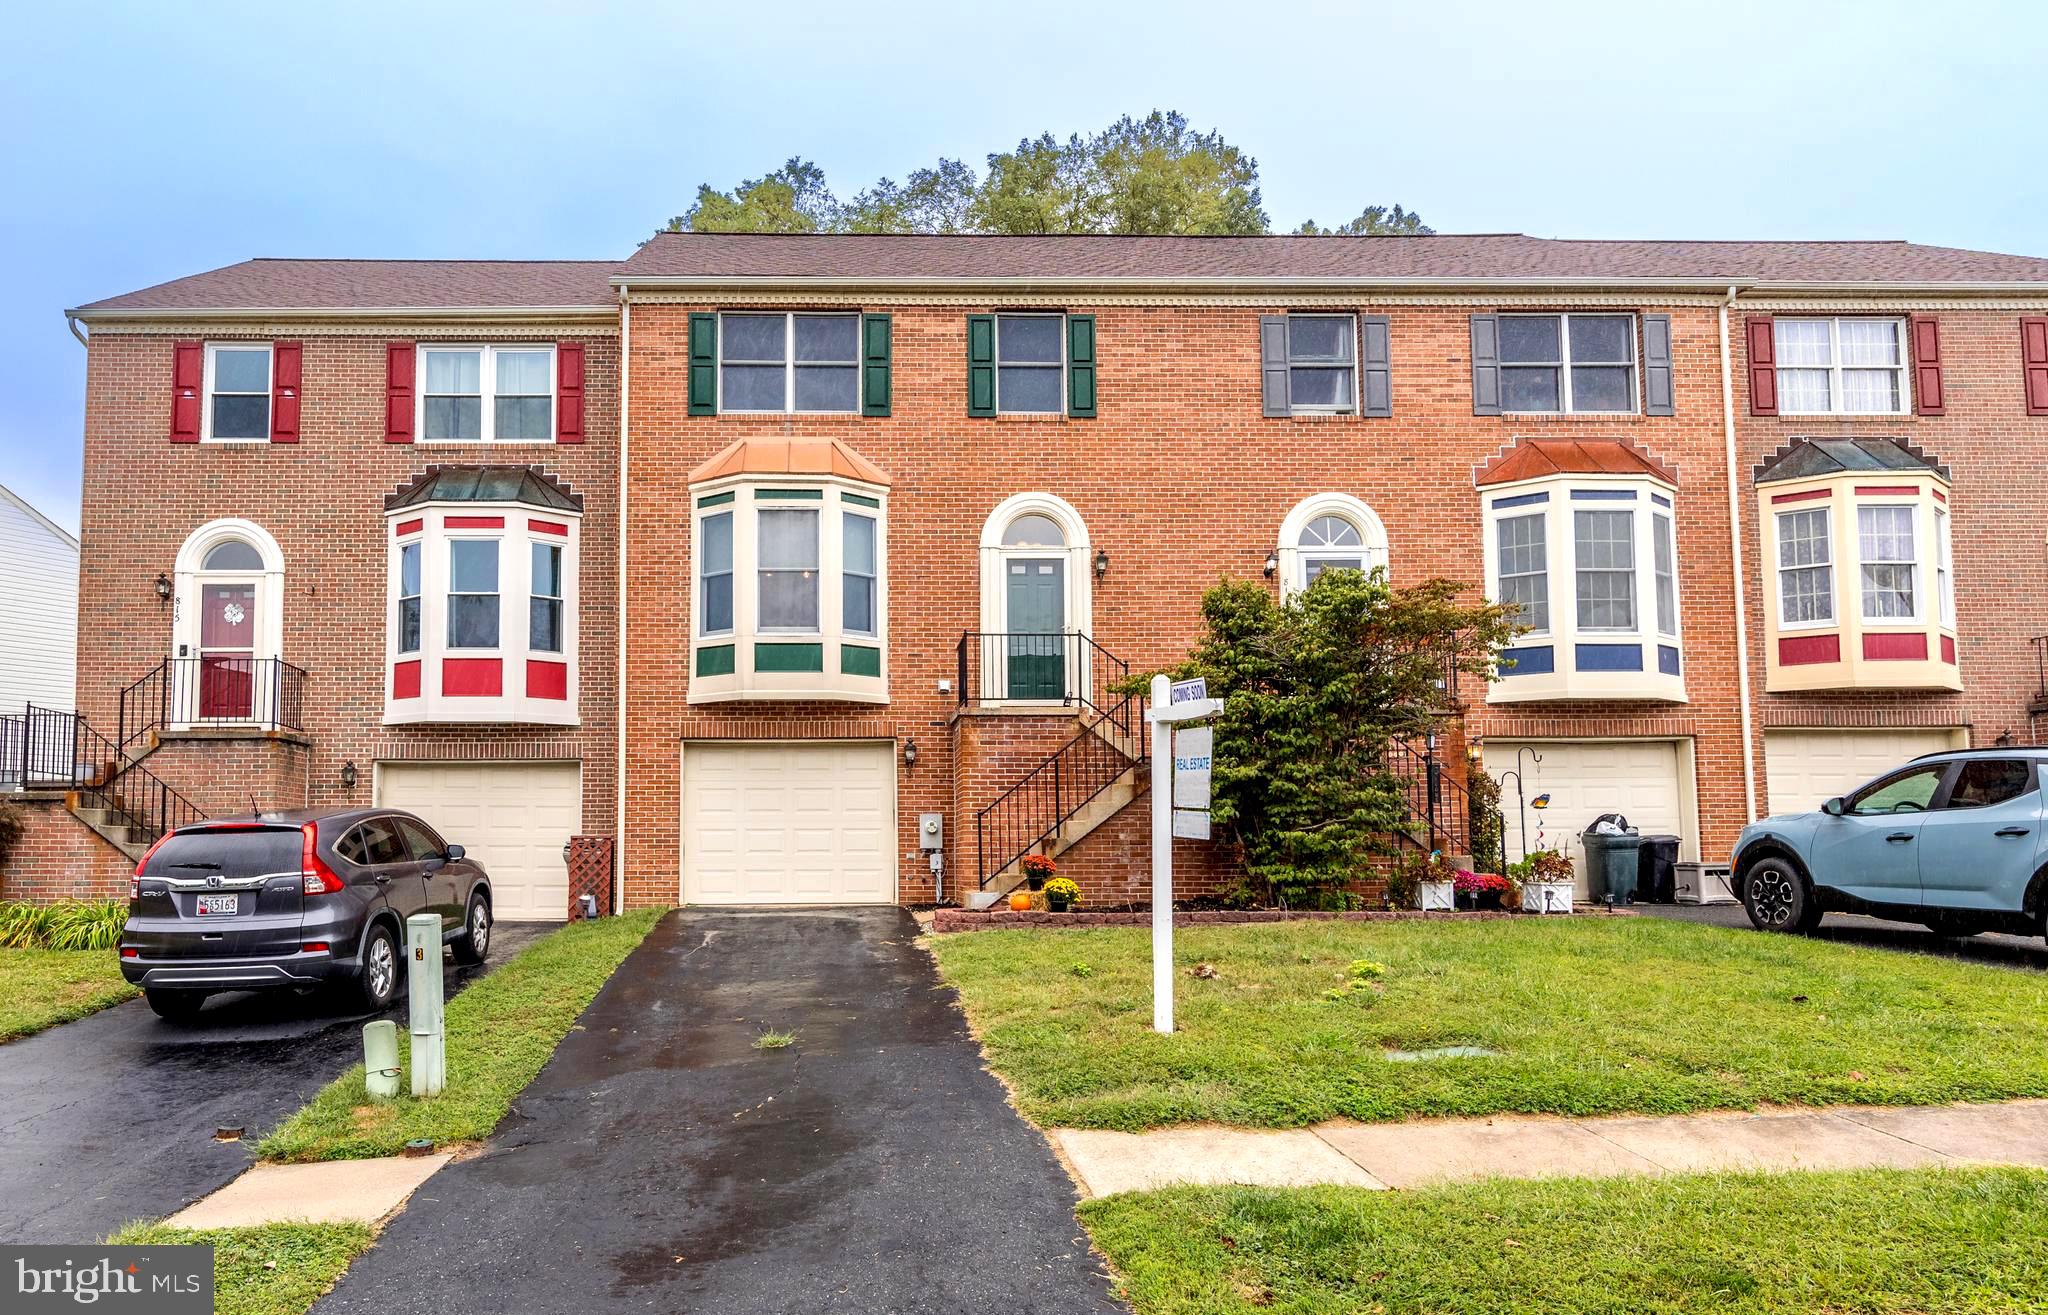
[0,800,24,867]
[0,899,126,950]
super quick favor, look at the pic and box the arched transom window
[1276,493,1389,596]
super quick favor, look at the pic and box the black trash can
[1636,834,1680,904]
[1582,821,1643,904]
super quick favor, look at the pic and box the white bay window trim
[1774,506,1836,630]
[414,344,557,444]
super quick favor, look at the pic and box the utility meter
[918,813,943,851]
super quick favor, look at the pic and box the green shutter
[1066,314,1096,418]
[861,313,892,417]
[967,314,996,416]
[688,313,717,416]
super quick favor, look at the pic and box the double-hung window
[1500,315,1637,413]
[530,543,563,653]
[397,542,423,654]
[1776,508,1834,626]
[1935,506,1955,626]
[1285,315,1357,412]
[421,346,556,442]
[1496,512,1549,632]
[1574,509,1636,630]
[995,314,1065,414]
[720,313,860,413]
[1775,318,1908,415]
[204,344,272,440]
[758,508,820,630]
[1858,504,1917,619]
[844,513,878,636]
[448,540,500,648]
[1651,512,1678,637]
[699,511,734,635]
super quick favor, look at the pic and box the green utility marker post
[407,913,445,1097]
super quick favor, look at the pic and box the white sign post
[1148,675,1222,1034]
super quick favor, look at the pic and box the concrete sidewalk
[1051,1099,2048,1196]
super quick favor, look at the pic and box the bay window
[1774,318,1908,415]
[398,542,423,654]
[448,541,500,648]
[1858,505,1917,620]
[1775,508,1834,626]
[1936,506,1954,626]
[758,508,820,630]
[1495,512,1549,632]
[844,513,878,637]
[530,543,563,653]
[1574,508,1636,630]
[419,345,557,442]
[700,511,734,635]
[1652,512,1677,637]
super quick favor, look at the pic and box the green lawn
[109,1222,373,1315]
[1081,1168,2048,1315]
[929,917,2048,1130]
[0,947,138,1042]
[259,908,665,1161]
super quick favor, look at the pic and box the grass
[0,947,139,1042]
[258,908,665,1161]
[752,1027,798,1049]
[929,917,2048,1130]
[1080,1168,2048,1314]
[108,1222,373,1315]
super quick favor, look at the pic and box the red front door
[198,582,257,719]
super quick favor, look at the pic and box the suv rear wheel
[451,893,491,966]
[1743,857,1822,934]
[144,989,209,1021]
[354,923,400,1012]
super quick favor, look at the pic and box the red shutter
[170,341,202,442]
[270,341,303,442]
[1745,316,1777,416]
[1909,317,1944,415]
[555,341,585,443]
[385,343,415,443]
[2023,317,2048,417]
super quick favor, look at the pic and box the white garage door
[1764,728,1963,817]
[682,743,895,905]
[1481,739,1688,896]
[377,761,581,921]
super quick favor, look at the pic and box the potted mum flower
[1020,853,1057,892]
[1043,876,1080,913]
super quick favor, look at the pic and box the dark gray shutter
[1642,314,1674,416]
[1260,315,1290,416]
[1470,315,1501,416]
[1360,314,1391,417]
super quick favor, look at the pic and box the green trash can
[1582,828,1643,904]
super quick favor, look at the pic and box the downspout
[1718,284,1759,824]
[613,284,630,915]
[66,314,87,346]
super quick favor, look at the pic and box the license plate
[196,894,239,916]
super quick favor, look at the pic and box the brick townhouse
[10,232,2048,918]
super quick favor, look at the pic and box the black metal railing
[119,657,307,751]
[956,632,1133,736]
[2031,636,2048,714]
[1387,737,1489,866]
[975,691,1147,889]
[1,704,205,844]
[1,704,92,788]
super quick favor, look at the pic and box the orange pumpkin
[1008,891,1033,912]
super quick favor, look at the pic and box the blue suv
[1733,749,2048,940]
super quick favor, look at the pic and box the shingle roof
[385,466,584,512]
[73,259,617,314]
[1753,438,1949,485]
[1476,439,1678,488]
[689,438,891,487]
[620,232,2048,285]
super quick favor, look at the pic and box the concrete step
[965,761,1145,909]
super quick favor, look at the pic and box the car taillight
[301,822,344,895]
[120,948,138,959]
[132,833,174,898]
[302,942,329,953]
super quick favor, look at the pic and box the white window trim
[1493,509,1551,638]
[1499,313,1640,416]
[994,313,1068,416]
[530,540,566,655]
[414,344,557,445]
[1283,314,1361,416]
[1935,504,1955,627]
[1276,492,1389,598]
[396,536,424,656]
[1652,510,1679,639]
[697,507,736,638]
[200,342,273,444]
[1774,317,1912,417]
[844,511,880,639]
[382,507,581,726]
[1573,504,1639,633]
[1856,499,1922,624]
[716,311,863,415]
[1773,505,1836,631]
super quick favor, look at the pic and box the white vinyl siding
[0,488,79,712]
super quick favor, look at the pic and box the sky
[3,0,2044,534]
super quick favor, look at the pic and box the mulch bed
[929,906,1636,933]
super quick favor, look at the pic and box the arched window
[1276,494,1388,596]
[201,539,266,572]
[977,494,1094,703]
[170,519,287,725]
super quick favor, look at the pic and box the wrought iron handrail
[975,690,1147,889]
[119,656,308,751]
[1387,737,1495,868]
[2,703,205,844]
[955,631,1134,736]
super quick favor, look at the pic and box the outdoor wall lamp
[902,739,918,770]
[1996,728,2017,747]
[154,572,172,603]
[339,760,359,791]
[1093,548,1110,578]
[1262,551,1279,578]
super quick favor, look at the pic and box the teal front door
[1006,558,1065,700]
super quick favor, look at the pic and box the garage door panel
[377,761,580,922]
[1481,740,1686,898]
[1765,729,1959,816]
[683,743,896,905]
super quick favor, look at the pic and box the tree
[1294,204,1435,236]
[1169,571,1516,905]
[664,112,1413,236]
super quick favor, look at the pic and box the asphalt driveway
[315,909,1123,1315]
[0,923,546,1243]
[1643,902,2048,969]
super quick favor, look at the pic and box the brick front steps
[929,907,1634,933]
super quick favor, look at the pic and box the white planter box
[1522,880,1575,914]
[1419,880,1456,912]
